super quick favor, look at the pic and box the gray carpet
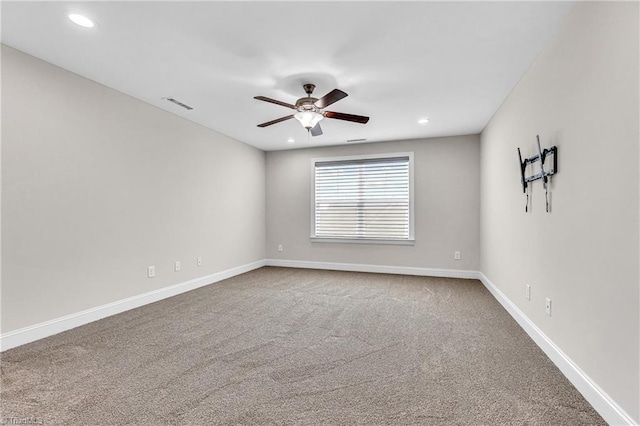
[1,267,605,425]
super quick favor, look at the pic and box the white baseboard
[478,272,637,426]
[1,259,635,425]
[268,260,637,425]
[0,259,266,352]
[266,258,480,280]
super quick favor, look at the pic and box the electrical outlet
[197,257,202,267]
[278,244,283,252]
[147,266,155,278]
[454,251,461,260]
[545,298,552,316]
[175,261,181,272]
[526,285,531,301]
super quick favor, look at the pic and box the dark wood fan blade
[254,96,296,110]
[324,111,369,124]
[315,89,348,109]
[257,115,295,127]
[310,123,323,137]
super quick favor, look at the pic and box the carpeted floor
[1,267,605,425]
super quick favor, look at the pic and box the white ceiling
[2,1,574,151]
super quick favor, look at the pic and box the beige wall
[480,2,639,421]
[266,135,480,271]
[1,46,266,333]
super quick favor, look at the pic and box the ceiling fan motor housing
[297,83,322,113]
[295,97,320,111]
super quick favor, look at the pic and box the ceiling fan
[254,84,369,136]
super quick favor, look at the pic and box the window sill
[310,237,415,246]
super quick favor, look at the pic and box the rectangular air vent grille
[165,97,193,111]
[347,138,367,143]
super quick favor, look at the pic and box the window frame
[310,152,415,245]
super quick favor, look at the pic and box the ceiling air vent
[347,138,367,143]
[164,97,193,111]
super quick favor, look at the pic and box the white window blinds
[313,155,413,241]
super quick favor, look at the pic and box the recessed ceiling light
[287,138,295,143]
[418,118,430,125]
[68,13,95,28]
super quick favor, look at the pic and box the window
[311,153,414,244]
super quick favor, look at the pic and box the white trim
[311,151,416,164]
[2,259,635,425]
[0,259,266,352]
[310,237,415,246]
[266,259,479,280]
[265,260,637,425]
[477,272,637,426]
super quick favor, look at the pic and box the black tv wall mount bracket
[518,135,557,213]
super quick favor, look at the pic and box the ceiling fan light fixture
[294,110,323,130]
